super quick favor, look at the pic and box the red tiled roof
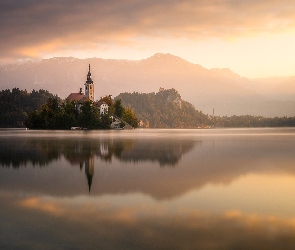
[78,96,90,103]
[66,93,85,102]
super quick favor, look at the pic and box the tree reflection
[0,137,194,168]
[0,136,196,193]
[1,131,295,199]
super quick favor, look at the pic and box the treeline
[26,96,138,130]
[116,89,209,128]
[211,115,295,127]
[2,87,295,129]
[0,88,57,127]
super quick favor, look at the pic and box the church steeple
[84,64,94,101]
[87,64,92,81]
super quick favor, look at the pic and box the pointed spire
[85,63,94,101]
[85,157,94,194]
[87,63,92,80]
[87,174,93,193]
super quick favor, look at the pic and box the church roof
[66,93,85,102]
[78,96,91,103]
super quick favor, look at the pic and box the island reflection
[1,131,295,199]
[0,137,195,168]
[0,136,198,196]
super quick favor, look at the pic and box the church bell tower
[85,64,94,101]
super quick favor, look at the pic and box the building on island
[66,64,109,114]
[95,100,109,115]
[84,64,94,102]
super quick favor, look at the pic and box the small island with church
[25,64,139,130]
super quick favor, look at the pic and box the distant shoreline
[0,128,28,130]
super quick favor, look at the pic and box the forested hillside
[0,88,57,127]
[115,88,209,128]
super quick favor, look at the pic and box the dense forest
[116,89,209,128]
[0,88,57,127]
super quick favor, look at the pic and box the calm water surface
[1,128,295,249]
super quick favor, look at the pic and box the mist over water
[1,128,295,249]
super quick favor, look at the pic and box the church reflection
[0,136,196,193]
[84,156,94,193]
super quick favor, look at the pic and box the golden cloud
[1,0,295,62]
[12,193,295,249]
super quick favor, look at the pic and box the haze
[1,0,295,78]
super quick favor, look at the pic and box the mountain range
[1,53,295,116]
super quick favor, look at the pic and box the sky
[1,0,295,78]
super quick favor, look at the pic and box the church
[66,64,108,115]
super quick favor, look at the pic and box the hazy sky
[1,0,295,78]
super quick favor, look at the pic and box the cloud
[1,0,295,63]
[1,191,295,249]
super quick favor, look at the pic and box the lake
[1,128,295,249]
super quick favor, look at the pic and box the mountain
[1,53,295,116]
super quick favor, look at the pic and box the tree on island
[114,99,124,118]
[122,107,139,128]
[113,99,139,128]
[27,98,78,129]
[26,96,138,129]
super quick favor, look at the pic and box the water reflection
[2,188,295,250]
[0,137,194,167]
[0,135,196,194]
[1,129,295,249]
[1,130,295,199]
